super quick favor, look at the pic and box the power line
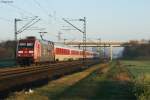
[6,1,50,24]
[62,17,87,63]
[0,16,12,23]
[32,0,57,24]
[33,0,49,16]
[9,4,35,16]
[3,2,52,31]
[1,2,36,17]
[17,17,41,34]
[1,1,57,40]
[17,16,39,33]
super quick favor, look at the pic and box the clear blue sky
[0,0,150,41]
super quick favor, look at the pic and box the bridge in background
[62,40,148,61]
[64,41,128,47]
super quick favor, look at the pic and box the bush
[0,40,15,59]
[133,74,150,100]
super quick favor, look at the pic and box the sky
[0,0,150,42]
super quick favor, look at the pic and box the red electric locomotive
[17,36,54,65]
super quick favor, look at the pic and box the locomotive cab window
[27,43,34,46]
[27,43,34,48]
[18,43,26,48]
[18,42,34,48]
[19,43,26,46]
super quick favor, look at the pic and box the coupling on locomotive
[16,36,99,65]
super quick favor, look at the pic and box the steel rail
[0,61,82,78]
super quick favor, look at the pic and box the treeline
[122,41,150,59]
[0,40,16,60]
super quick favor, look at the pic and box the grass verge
[120,60,150,100]
[7,63,106,100]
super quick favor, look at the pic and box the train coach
[54,44,95,61]
[16,36,98,65]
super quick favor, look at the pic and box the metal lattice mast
[83,17,86,61]
[62,17,87,62]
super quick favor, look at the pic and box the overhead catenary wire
[0,3,34,23]
[0,16,13,23]
[1,1,50,30]
[17,16,39,33]
[17,18,41,34]
[1,1,59,40]
[2,3,36,17]
[32,0,57,24]
[31,0,60,38]
[33,0,49,16]
[1,0,51,22]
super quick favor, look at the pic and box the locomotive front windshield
[18,42,34,49]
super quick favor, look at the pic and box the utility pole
[98,38,101,58]
[14,19,17,41]
[104,43,106,60]
[57,32,63,41]
[62,17,87,63]
[64,38,67,44]
[82,17,86,61]
[39,31,47,40]
[110,45,113,61]
[14,18,21,61]
[14,18,22,41]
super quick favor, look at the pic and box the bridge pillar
[110,45,113,61]
[78,44,80,49]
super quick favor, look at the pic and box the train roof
[54,42,82,51]
[54,42,95,53]
[18,36,54,44]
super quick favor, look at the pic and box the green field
[120,60,150,78]
[120,60,150,100]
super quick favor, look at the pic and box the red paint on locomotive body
[33,40,41,61]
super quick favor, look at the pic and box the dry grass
[7,64,105,100]
[115,72,131,81]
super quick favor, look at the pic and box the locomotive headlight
[29,51,34,53]
[18,51,23,53]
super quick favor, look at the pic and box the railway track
[0,61,79,75]
[0,60,99,97]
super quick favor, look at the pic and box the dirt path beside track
[7,63,107,100]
